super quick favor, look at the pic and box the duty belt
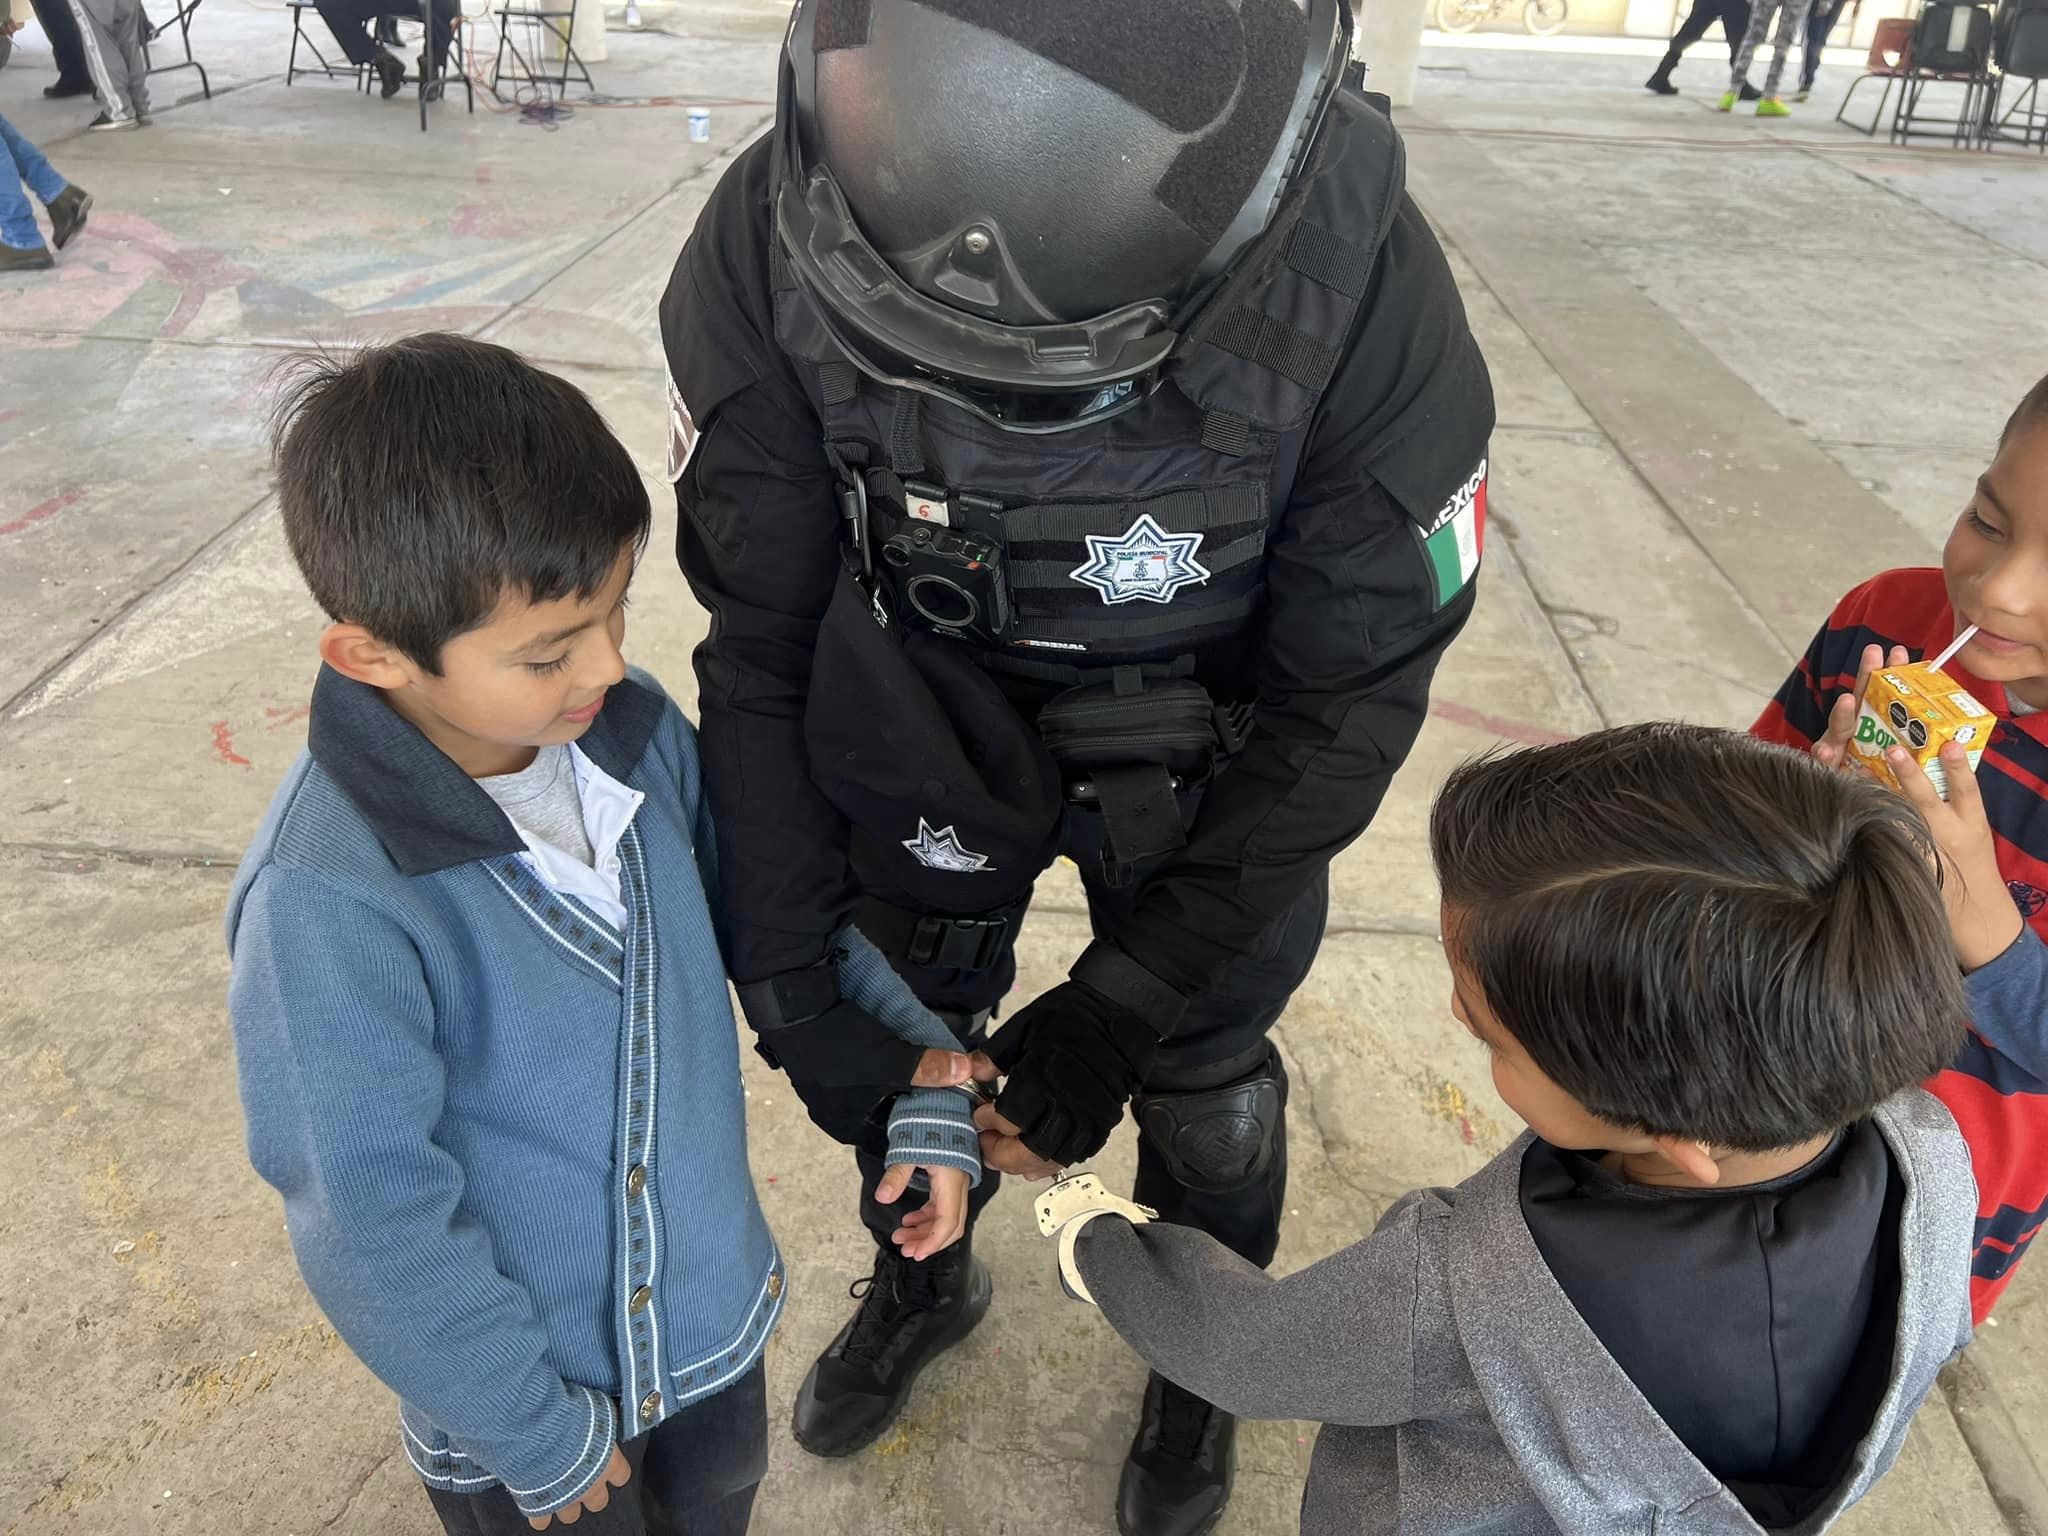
[859,893,1027,972]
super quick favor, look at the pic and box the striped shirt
[1754,566,2048,1322]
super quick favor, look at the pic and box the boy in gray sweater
[1039,723,1977,1535]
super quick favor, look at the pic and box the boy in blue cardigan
[225,334,983,1536]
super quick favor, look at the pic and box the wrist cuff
[1071,942,1186,1035]
[737,957,840,1031]
[884,1089,984,1188]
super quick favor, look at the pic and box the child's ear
[1652,1135,1723,1186]
[319,624,416,691]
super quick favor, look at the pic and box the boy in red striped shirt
[1755,370,2048,1322]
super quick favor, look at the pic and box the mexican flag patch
[1423,457,1487,605]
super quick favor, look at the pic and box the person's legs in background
[0,111,95,269]
[0,120,55,263]
[1724,0,1766,97]
[1650,0,1759,96]
[106,0,149,125]
[1757,0,1813,108]
[1722,0,1754,62]
[418,0,459,95]
[1799,0,1844,97]
[64,0,139,125]
[1647,0,1721,92]
[1724,0,1779,105]
[27,0,93,96]
[313,0,405,95]
[313,0,374,65]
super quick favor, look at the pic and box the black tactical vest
[771,86,1405,692]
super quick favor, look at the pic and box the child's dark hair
[272,334,651,672]
[1429,723,1963,1152]
[2002,369,2048,445]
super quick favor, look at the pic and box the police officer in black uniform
[661,3,1493,1531]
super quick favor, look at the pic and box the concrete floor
[3,11,2047,1535]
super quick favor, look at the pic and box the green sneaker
[1715,90,1738,112]
[1756,96,1792,117]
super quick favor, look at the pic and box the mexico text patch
[1421,457,1486,605]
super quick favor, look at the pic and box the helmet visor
[775,166,1178,436]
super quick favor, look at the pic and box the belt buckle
[906,914,1008,971]
[947,915,1005,971]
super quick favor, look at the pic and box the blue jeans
[0,113,68,251]
[1801,0,1846,89]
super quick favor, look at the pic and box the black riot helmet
[773,0,1355,435]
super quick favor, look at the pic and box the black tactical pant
[855,795,1330,1271]
[1662,0,1754,67]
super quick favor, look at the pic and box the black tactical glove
[984,944,1188,1167]
[737,954,929,1148]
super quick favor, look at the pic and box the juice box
[1850,661,1994,800]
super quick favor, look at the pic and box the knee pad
[1133,1052,1286,1194]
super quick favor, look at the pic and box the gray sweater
[1075,1089,1975,1535]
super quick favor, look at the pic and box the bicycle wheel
[1522,0,1569,34]
[1435,0,1491,33]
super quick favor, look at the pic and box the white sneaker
[87,112,141,131]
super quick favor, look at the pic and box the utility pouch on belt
[1038,668,1249,878]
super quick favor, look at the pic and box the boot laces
[841,1248,916,1365]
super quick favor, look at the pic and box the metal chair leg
[1836,70,1899,134]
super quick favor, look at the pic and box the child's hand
[525,1445,630,1529]
[1888,741,2025,972]
[876,1163,970,1261]
[1813,643,1912,770]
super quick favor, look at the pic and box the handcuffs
[1034,1172,1157,1306]
[967,1077,1159,1306]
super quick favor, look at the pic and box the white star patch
[901,819,995,874]
[1068,513,1211,606]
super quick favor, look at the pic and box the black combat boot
[1117,1372,1236,1536]
[790,1238,992,1457]
[48,185,92,252]
[1645,49,1681,93]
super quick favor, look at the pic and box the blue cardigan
[225,666,978,1518]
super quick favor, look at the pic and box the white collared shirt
[484,743,644,929]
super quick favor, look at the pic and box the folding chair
[491,0,592,96]
[141,0,211,98]
[406,10,475,132]
[1837,15,1916,132]
[1890,1,1998,146]
[1986,0,2048,147]
[285,0,368,86]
